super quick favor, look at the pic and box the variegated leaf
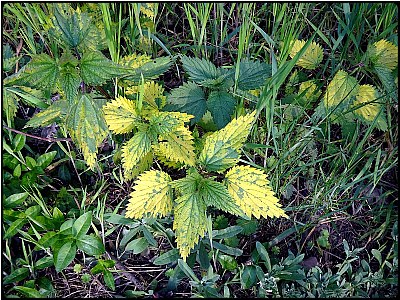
[289,39,323,70]
[103,96,139,134]
[25,100,69,128]
[126,170,173,219]
[225,166,287,219]
[122,131,152,177]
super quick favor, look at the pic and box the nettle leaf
[122,131,152,176]
[5,54,59,89]
[173,192,207,260]
[149,111,193,135]
[80,51,127,85]
[198,111,256,172]
[66,94,109,169]
[173,171,203,195]
[323,70,359,113]
[124,57,172,82]
[165,82,207,124]
[59,53,81,103]
[3,89,19,122]
[156,126,196,166]
[236,59,272,90]
[206,91,237,129]
[289,39,324,70]
[374,66,398,103]
[352,85,388,131]
[124,151,154,181]
[200,179,244,217]
[126,81,167,109]
[103,96,139,134]
[181,55,219,83]
[200,70,234,90]
[367,39,398,70]
[24,100,68,128]
[126,170,173,219]
[225,165,287,219]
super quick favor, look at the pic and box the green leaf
[3,267,30,285]
[236,59,272,90]
[200,179,244,217]
[212,226,243,239]
[218,254,238,271]
[225,165,287,219]
[54,241,76,272]
[173,192,207,260]
[374,66,398,103]
[36,151,57,169]
[181,55,219,83]
[206,91,237,129]
[90,263,105,275]
[76,235,105,256]
[256,241,271,272]
[198,112,256,172]
[4,218,27,239]
[123,57,172,82]
[177,259,200,282]
[80,51,127,85]
[103,269,115,291]
[241,265,257,289]
[121,131,152,176]
[6,54,59,89]
[3,88,19,123]
[4,192,29,209]
[24,100,69,128]
[13,286,43,298]
[34,256,54,270]
[59,63,81,104]
[38,231,58,248]
[141,226,158,247]
[165,82,207,124]
[125,237,149,254]
[126,170,173,219]
[4,86,49,109]
[72,211,92,238]
[13,134,26,152]
[153,248,180,265]
[66,93,109,169]
[207,240,243,256]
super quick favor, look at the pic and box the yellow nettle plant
[103,90,287,259]
[289,39,324,70]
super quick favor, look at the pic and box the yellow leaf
[289,39,323,70]
[323,70,359,109]
[126,170,173,219]
[368,39,398,70]
[173,192,207,260]
[225,166,287,219]
[126,81,167,109]
[103,96,139,134]
[124,152,153,181]
[298,80,321,100]
[198,111,256,172]
[122,131,152,178]
[352,85,382,122]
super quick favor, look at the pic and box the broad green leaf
[103,96,139,134]
[352,84,388,131]
[4,192,29,208]
[206,91,237,129]
[177,259,200,282]
[36,151,57,169]
[34,256,54,270]
[200,71,234,90]
[66,93,109,169]
[181,55,219,83]
[218,254,238,271]
[125,237,149,254]
[173,193,207,260]
[13,286,43,298]
[323,70,359,112]
[54,241,76,272]
[203,240,243,256]
[24,100,68,128]
[80,51,127,85]
[289,39,323,70]
[103,269,115,291]
[198,111,256,172]
[126,170,173,219]
[241,265,257,289]
[153,248,180,265]
[200,179,244,217]
[165,82,207,124]
[3,267,29,284]
[4,218,27,239]
[225,165,287,219]
[122,131,152,176]
[59,63,81,104]
[38,231,58,248]
[368,39,398,70]
[156,126,196,166]
[172,171,203,195]
[212,226,243,239]
[3,89,19,123]
[149,111,193,135]
[236,59,272,90]
[5,86,49,109]
[256,241,271,272]
[141,225,157,247]
[72,211,92,238]
[76,235,105,256]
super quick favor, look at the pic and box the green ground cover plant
[2,2,398,298]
